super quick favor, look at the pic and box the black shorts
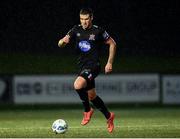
[78,64,101,90]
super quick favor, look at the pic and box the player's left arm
[104,37,116,74]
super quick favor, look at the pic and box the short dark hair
[80,8,93,17]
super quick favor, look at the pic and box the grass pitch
[0,106,180,138]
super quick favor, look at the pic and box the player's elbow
[110,40,116,50]
[106,37,116,46]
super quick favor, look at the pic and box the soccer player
[58,8,116,133]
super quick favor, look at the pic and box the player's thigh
[74,76,87,90]
[87,88,97,100]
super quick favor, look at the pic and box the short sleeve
[67,25,77,39]
[100,28,110,41]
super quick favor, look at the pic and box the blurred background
[0,0,180,105]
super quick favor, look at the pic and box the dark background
[0,0,180,74]
[0,0,180,105]
[1,0,179,55]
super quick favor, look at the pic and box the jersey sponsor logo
[78,41,91,52]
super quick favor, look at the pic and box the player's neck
[83,24,92,30]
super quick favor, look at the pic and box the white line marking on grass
[0,124,180,130]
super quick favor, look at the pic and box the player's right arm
[58,25,77,48]
[58,35,70,48]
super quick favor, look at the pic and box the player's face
[80,14,93,29]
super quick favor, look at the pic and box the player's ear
[91,15,93,20]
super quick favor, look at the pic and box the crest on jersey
[89,34,95,41]
[78,41,91,52]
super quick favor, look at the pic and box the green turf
[0,107,180,138]
[0,52,180,74]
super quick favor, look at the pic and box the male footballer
[58,8,116,133]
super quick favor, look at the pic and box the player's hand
[58,35,70,47]
[105,63,113,74]
[62,35,70,43]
